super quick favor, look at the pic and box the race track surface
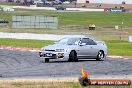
[0,49,132,78]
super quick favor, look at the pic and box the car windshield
[57,38,80,45]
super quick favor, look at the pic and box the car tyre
[45,58,49,63]
[68,51,78,62]
[96,51,104,61]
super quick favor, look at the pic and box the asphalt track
[0,49,132,78]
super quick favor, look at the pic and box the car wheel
[96,51,104,61]
[68,51,78,62]
[45,58,49,63]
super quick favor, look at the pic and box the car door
[86,39,99,56]
[77,38,98,58]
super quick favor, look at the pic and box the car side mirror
[79,43,86,46]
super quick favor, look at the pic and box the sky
[88,0,132,4]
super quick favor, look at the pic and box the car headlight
[56,49,64,52]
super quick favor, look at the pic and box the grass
[1,10,132,26]
[0,82,79,88]
[0,38,54,48]
[106,40,132,56]
[0,38,131,56]
[0,81,131,88]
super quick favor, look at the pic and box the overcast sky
[88,0,132,4]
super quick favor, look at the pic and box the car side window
[81,38,97,45]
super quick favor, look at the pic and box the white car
[39,36,107,62]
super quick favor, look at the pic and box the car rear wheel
[68,51,78,62]
[45,58,49,63]
[96,51,104,61]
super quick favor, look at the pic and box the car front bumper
[39,51,69,59]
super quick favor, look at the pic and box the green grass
[0,81,131,88]
[1,10,132,26]
[0,38,131,56]
[106,40,132,56]
[0,38,54,48]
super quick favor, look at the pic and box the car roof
[64,35,88,39]
[58,35,97,41]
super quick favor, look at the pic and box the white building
[77,0,132,4]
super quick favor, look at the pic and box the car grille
[45,49,55,52]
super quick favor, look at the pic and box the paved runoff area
[0,32,85,41]
[0,49,132,80]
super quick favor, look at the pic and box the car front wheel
[96,51,104,61]
[68,51,78,62]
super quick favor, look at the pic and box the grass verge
[106,40,132,56]
[0,38,54,48]
[0,38,131,56]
